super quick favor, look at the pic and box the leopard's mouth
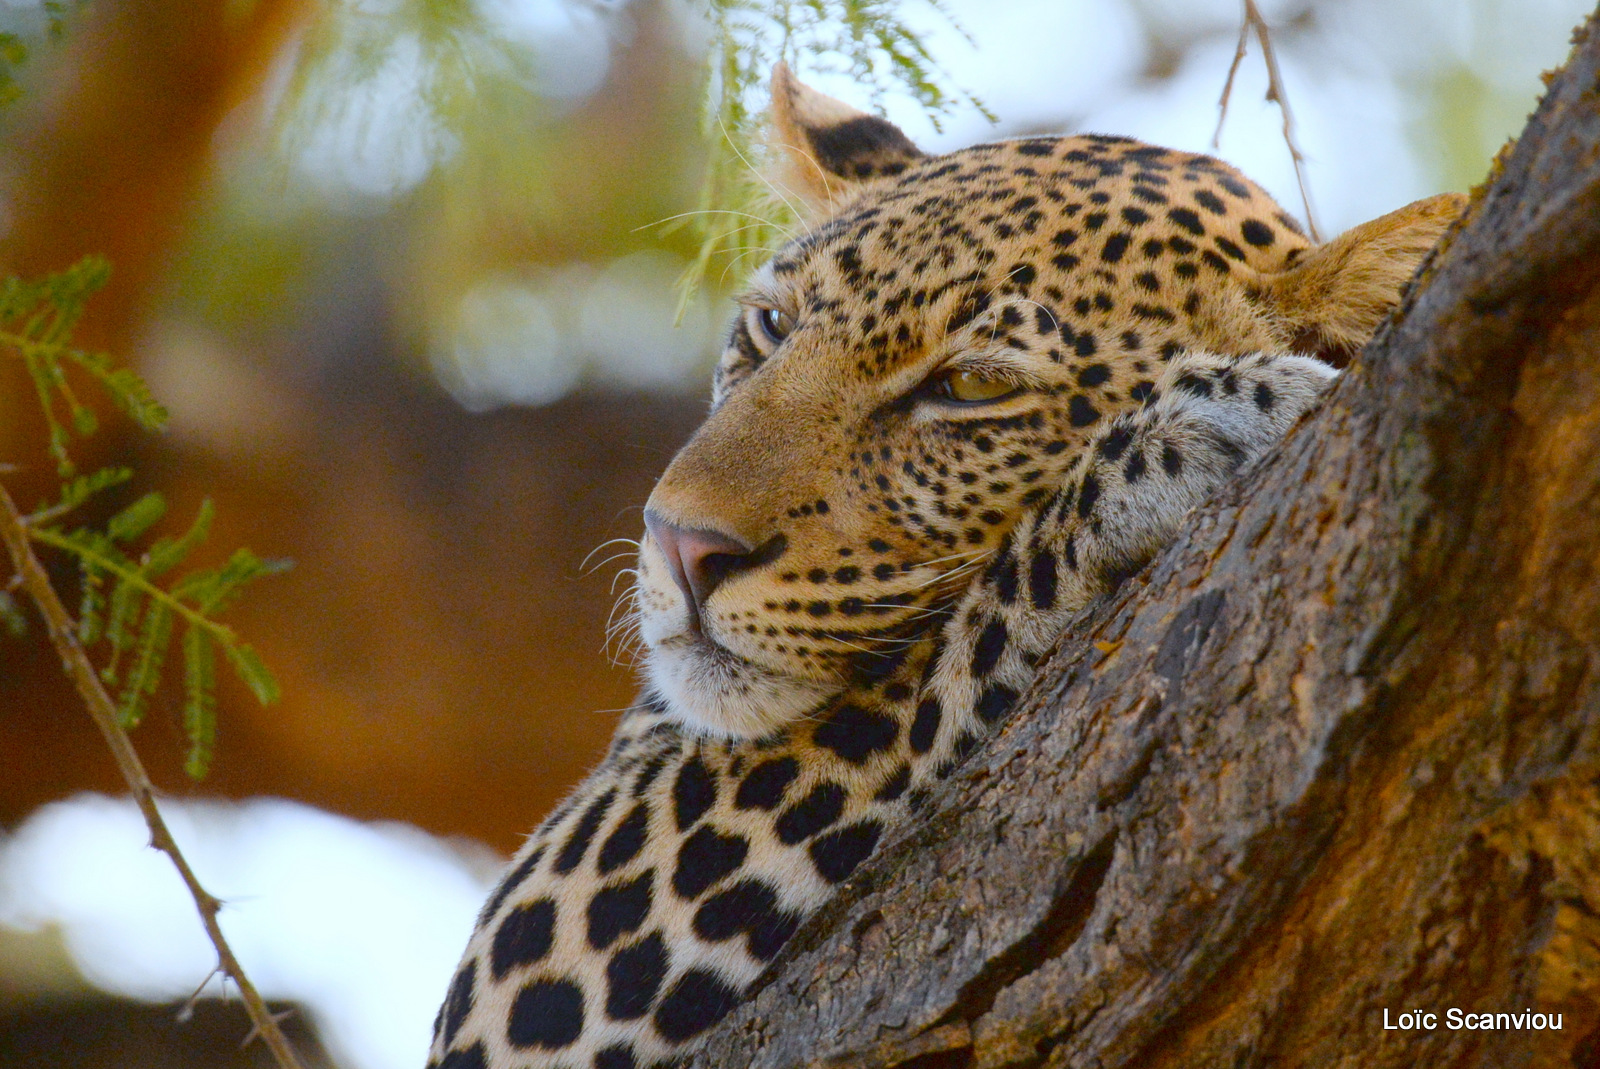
[644,630,840,739]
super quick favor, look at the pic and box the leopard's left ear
[769,62,925,217]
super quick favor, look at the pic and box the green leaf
[106,492,166,543]
[142,499,214,579]
[182,626,217,778]
[201,548,294,614]
[116,600,171,728]
[43,466,134,518]
[101,571,145,682]
[64,349,168,432]
[223,642,281,706]
[76,560,105,646]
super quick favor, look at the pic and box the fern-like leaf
[182,625,218,777]
[223,642,281,706]
[106,492,166,543]
[117,600,172,728]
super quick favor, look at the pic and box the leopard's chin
[644,634,840,739]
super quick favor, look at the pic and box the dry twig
[0,484,310,1069]
[1215,0,1322,240]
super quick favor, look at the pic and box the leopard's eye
[938,368,1019,404]
[756,307,795,344]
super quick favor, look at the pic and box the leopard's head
[635,65,1464,738]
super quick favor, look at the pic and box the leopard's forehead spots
[739,135,1308,387]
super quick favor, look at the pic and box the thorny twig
[0,484,310,1069]
[1215,0,1322,241]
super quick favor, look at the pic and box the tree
[691,10,1600,1068]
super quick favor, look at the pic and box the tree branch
[0,484,310,1069]
[694,11,1600,1069]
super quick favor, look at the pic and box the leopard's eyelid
[936,350,1049,388]
[735,284,789,312]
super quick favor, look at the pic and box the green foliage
[679,0,990,312]
[0,257,167,476]
[27,495,291,777]
[2,259,288,778]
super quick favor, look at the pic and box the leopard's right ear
[768,62,925,217]
[1254,193,1468,367]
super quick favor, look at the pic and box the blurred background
[0,0,1591,1065]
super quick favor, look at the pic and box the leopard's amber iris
[940,369,1016,403]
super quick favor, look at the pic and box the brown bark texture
[692,12,1600,1069]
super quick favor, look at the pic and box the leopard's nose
[644,510,756,627]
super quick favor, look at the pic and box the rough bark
[692,11,1600,1069]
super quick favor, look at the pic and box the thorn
[177,967,224,1022]
[239,1006,297,1049]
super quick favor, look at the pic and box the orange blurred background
[0,0,709,853]
[0,0,1589,1064]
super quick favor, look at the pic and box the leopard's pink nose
[644,511,756,628]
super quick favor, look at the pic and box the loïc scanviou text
[1383,1009,1563,1031]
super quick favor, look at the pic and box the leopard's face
[635,125,1317,738]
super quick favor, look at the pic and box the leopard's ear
[1255,193,1468,367]
[768,62,925,217]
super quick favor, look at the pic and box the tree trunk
[692,10,1600,1069]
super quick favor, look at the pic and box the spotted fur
[428,65,1463,1069]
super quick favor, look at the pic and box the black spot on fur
[478,846,544,927]
[876,763,912,801]
[491,898,556,980]
[673,826,748,900]
[1162,443,1184,475]
[1077,474,1102,519]
[437,1042,487,1069]
[990,552,1019,604]
[1124,450,1148,483]
[1098,424,1134,461]
[604,931,668,1020]
[976,683,1019,724]
[1168,207,1205,235]
[588,870,654,950]
[632,755,669,797]
[1069,395,1101,427]
[775,782,847,844]
[1077,363,1111,388]
[1030,550,1058,609]
[693,878,802,961]
[735,757,800,810]
[813,702,899,763]
[972,618,1008,677]
[673,756,717,832]
[810,820,884,883]
[598,803,650,875]
[654,968,742,1043]
[507,978,585,1050]
[910,698,942,754]
[1175,372,1212,397]
[1254,382,1275,411]
[1241,218,1275,246]
[555,789,616,874]
[595,1045,639,1069]
[439,959,476,1048]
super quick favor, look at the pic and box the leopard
[426,63,1464,1069]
